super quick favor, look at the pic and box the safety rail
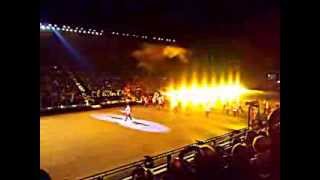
[80,128,248,180]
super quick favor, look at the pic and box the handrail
[80,128,248,180]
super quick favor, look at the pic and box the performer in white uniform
[123,104,132,121]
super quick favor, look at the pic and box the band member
[123,104,132,121]
[143,95,149,107]
[158,95,164,109]
[263,99,271,115]
[152,92,159,105]
[232,104,238,117]
[205,103,212,118]
[265,100,271,115]
[173,101,181,113]
[223,102,230,115]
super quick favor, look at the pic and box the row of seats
[131,109,280,180]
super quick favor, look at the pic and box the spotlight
[52,27,55,30]
[83,31,86,34]
[158,37,161,40]
[96,32,99,35]
[80,27,84,30]
[173,39,176,42]
[153,37,156,40]
[54,24,57,27]
[48,24,52,27]
[66,29,69,32]
[62,28,65,31]
[101,30,104,32]
[145,36,148,39]
[63,25,66,28]
[74,30,77,33]
[70,29,73,32]
[100,33,102,35]
[79,31,82,33]
[122,33,125,36]
[112,32,115,34]
[40,25,45,30]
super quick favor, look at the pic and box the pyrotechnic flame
[164,71,247,110]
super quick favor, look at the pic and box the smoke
[132,43,190,73]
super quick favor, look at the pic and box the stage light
[74,30,77,33]
[173,39,176,42]
[54,24,57,27]
[158,37,161,40]
[100,33,102,35]
[66,29,69,32]
[40,25,45,30]
[63,25,66,28]
[101,30,104,32]
[48,24,52,27]
[79,30,82,33]
[52,27,55,30]
[83,31,86,34]
[96,32,99,35]
[70,29,73,32]
[145,36,148,39]
[153,37,156,40]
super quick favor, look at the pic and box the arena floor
[40,105,248,180]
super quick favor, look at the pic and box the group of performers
[141,91,165,109]
[121,91,166,122]
[121,89,279,123]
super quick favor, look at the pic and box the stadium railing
[79,128,248,180]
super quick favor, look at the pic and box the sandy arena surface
[40,106,249,180]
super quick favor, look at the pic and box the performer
[143,95,149,107]
[122,104,133,121]
[205,104,212,118]
[158,95,164,109]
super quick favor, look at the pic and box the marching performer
[205,103,212,118]
[122,103,133,121]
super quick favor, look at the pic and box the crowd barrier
[40,100,142,115]
[79,128,249,180]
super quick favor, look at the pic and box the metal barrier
[80,128,248,180]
